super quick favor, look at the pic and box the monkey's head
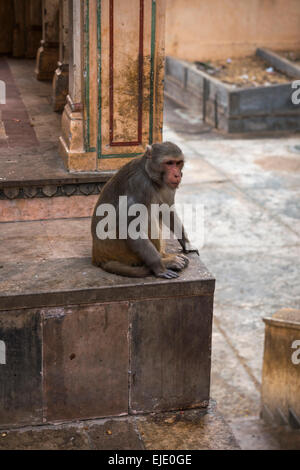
[144,142,184,189]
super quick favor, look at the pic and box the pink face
[163,156,184,189]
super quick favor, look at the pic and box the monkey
[91,141,199,279]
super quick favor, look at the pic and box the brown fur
[91,142,190,278]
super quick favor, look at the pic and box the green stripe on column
[148,0,156,145]
[97,0,102,158]
[84,0,90,152]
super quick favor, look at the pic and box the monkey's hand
[182,243,199,256]
[163,254,189,271]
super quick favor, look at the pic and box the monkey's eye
[165,161,174,166]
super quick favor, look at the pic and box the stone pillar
[52,0,69,111]
[12,0,26,57]
[0,1,14,55]
[59,0,87,170]
[12,0,42,58]
[25,0,43,58]
[261,309,300,428]
[35,0,59,80]
[60,0,166,172]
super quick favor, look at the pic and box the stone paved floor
[0,61,300,449]
[0,403,241,451]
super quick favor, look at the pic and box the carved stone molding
[0,182,105,200]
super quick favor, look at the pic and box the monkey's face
[162,156,184,189]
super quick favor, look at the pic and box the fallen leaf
[164,416,176,424]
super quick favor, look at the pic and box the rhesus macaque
[91,142,198,279]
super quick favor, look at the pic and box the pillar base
[52,62,69,112]
[59,137,97,172]
[59,96,96,172]
[35,41,59,81]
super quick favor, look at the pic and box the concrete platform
[0,216,215,428]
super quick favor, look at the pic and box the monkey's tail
[101,261,151,278]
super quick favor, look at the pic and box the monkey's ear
[145,144,152,159]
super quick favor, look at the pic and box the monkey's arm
[170,211,200,256]
[127,237,179,279]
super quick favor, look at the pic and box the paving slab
[0,403,239,450]
[0,425,90,450]
[229,417,300,450]
[137,403,240,450]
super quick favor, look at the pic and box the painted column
[52,0,69,111]
[35,0,59,80]
[60,0,166,172]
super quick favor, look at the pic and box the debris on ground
[194,55,296,87]
[280,50,300,64]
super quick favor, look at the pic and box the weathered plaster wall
[165,0,300,61]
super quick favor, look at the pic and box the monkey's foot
[163,254,189,271]
[156,269,179,279]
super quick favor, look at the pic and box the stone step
[0,217,215,428]
[0,151,111,222]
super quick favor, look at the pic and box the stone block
[137,401,240,450]
[35,42,59,81]
[165,56,186,85]
[229,83,299,117]
[228,114,300,133]
[42,302,129,422]
[164,76,202,114]
[52,63,69,112]
[0,250,215,427]
[186,67,205,96]
[0,309,43,428]
[86,420,144,450]
[130,295,213,413]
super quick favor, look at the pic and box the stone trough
[164,48,300,133]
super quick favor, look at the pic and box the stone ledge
[0,253,215,311]
[0,249,215,427]
[257,48,300,79]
